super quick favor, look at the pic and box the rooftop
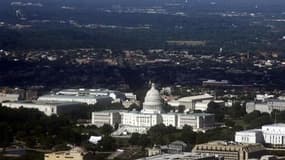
[136,152,216,160]
[236,129,262,133]
[178,94,214,102]
[57,88,119,94]
[262,123,285,127]
[39,94,112,99]
[195,141,265,148]
[2,100,82,106]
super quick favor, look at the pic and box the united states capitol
[91,83,215,135]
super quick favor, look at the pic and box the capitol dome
[141,83,163,114]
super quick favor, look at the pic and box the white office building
[168,94,214,110]
[262,124,285,146]
[235,129,264,144]
[38,94,112,105]
[177,113,215,130]
[56,88,126,101]
[235,123,285,147]
[246,99,285,114]
[161,113,177,127]
[194,100,211,111]
[2,101,83,116]
[121,112,161,128]
[91,111,121,127]
[0,93,20,102]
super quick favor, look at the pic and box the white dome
[142,83,163,114]
[144,83,162,105]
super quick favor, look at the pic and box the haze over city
[0,0,285,160]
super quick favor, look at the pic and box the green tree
[138,134,151,148]
[247,113,272,129]
[129,133,140,145]
[227,102,246,118]
[180,125,196,145]
[100,124,114,135]
[243,111,261,123]
[97,136,117,151]
[207,101,225,122]
[148,124,168,145]
[0,122,13,151]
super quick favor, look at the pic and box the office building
[44,147,95,160]
[246,99,285,114]
[91,111,121,127]
[168,94,214,110]
[137,152,221,160]
[2,101,83,116]
[235,123,285,147]
[193,141,265,160]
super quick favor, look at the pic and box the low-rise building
[177,94,214,110]
[202,80,229,87]
[235,123,285,147]
[256,94,274,102]
[137,152,221,160]
[177,113,215,130]
[0,93,20,102]
[167,141,187,154]
[146,146,162,157]
[121,111,161,128]
[44,147,95,160]
[194,101,211,111]
[192,141,265,160]
[262,123,285,146]
[235,129,264,144]
[2,101,83,116]
[56,88,126,101]
[246,99,285,114]
[91,111,121,127]
[38,94,112,105]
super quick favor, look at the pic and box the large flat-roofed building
[56,88,126,101]
[235,123,285,147]
[192,141,265,160]
[0,93,20,102]
[38,94,112,105]
[235,129,264,144]
[262,123,285,146]
[44,147,95,160]
[2,101,83,116]
[177,94,214,110]
[246,99,285,114]
[202,80,229,87]
[38,88,127,105]
[177,113,215,130]
[194,101,211,111]
[91,111,121,127]
[136,152,221,160]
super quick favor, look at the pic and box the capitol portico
[91,83,215,134]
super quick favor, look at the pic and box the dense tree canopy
[0,107,82,149]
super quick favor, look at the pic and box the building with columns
[91,83,215,134]
[235,123,285,147]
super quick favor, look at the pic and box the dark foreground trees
[0,107,82,149]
